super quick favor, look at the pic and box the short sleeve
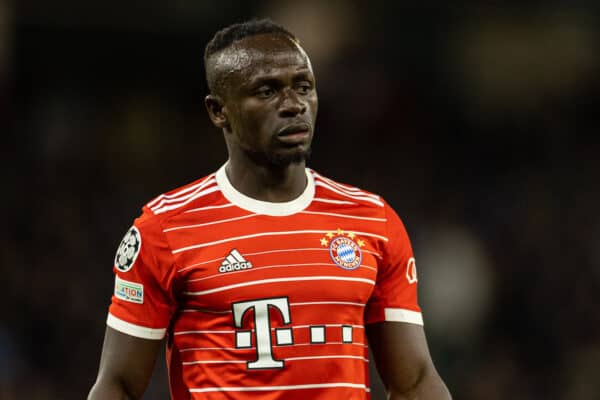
[365,201,423,325]
[107,209,178,339]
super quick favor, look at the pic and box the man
[88,19,451,400]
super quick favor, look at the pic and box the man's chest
[163,209,387,382]
[174,222,383,312]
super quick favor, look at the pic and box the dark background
[3,1,600,399]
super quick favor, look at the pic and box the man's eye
[256,88,274,98]
[296,84,312,95]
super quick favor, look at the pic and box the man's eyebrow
[248,68,313,83]
[292,70,314,81]
[245,77,281,90]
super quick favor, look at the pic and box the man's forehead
[211,34,312,79]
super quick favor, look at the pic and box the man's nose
[279,89,306,117]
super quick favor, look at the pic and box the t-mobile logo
[232,297,292,370]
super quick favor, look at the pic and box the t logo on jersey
[232,297,292,370]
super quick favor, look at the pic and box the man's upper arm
[366,322,451,400]
[90,211,177,399]
[88,326,163,400]
[365,202,450,398]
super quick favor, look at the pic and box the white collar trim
[215,163,315,216]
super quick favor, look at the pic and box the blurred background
[3,1,600,399]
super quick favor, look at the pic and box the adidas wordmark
[219,249,253,273]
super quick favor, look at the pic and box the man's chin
[268,147,311,166]
[243,146,311,167]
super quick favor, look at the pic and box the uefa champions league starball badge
[320,228,365,270]
[114,226,142,272]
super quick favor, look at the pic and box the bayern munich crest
[114,226,142,272]
[320,228,365,270]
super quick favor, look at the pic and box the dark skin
[205,33,318,202]
[88,33,451,400]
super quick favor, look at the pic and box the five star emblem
[320,228,367,249]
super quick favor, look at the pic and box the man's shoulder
[138,172,222,223]
[309,169,388,209]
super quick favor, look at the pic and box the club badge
[320,228,365,270]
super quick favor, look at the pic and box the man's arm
[88,326,163,400]
[367,322,451,400]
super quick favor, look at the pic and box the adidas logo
[219,249,253,273]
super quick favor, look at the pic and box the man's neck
[224,160,307,203]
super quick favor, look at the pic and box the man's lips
[276,124,311,145]
[277,123,311,137]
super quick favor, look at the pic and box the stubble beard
[245,145,312,168]
[270,146,312,166]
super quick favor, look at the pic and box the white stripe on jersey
[180,346,254,352]
[174,329,236,335]
[183,360,247,365]
[178,247,379,273]
[312,197,357,205]
[312,172,380,199]
[183,355,368,366]
[184,276,375,296]
[189,382,369,393]
[285,355,368,362]
[274,341,367,348]
[182,308,231,314]
[184,203,235,213]
[292,323,364,329]
[300,210,386,222]
[312,173,381,199]
[152,177,216,210]
[290,301,365,307]
[147,174,215,207]
[167,211,383,232]
[149,176,216,210]
[163,213,258,232]
[186,262,377,283]
[180,342,367,352]
[181,301,365,315]
[314,181,384,207]
[154,185,220,215]
[172,230,388,254]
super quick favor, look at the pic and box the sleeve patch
[114,226,142,272]
[114,275,144,304]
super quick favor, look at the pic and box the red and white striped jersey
[108,163,422,400]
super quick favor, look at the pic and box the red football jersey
[108,164,422,399]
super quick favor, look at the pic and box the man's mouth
[278,123,311,136]
[277,124,311,144]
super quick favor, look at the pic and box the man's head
[204,19,318,167]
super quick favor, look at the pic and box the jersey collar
[215,162,315,216]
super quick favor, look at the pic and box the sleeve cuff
[106,313,167,340]
[383,308,424,325]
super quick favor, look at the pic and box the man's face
[215,34,318,166]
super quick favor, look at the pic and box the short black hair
[204,18,297,63]
[204,18,298,95]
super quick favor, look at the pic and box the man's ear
[205,94,229,130]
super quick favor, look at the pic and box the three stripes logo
[219,249,253,273]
